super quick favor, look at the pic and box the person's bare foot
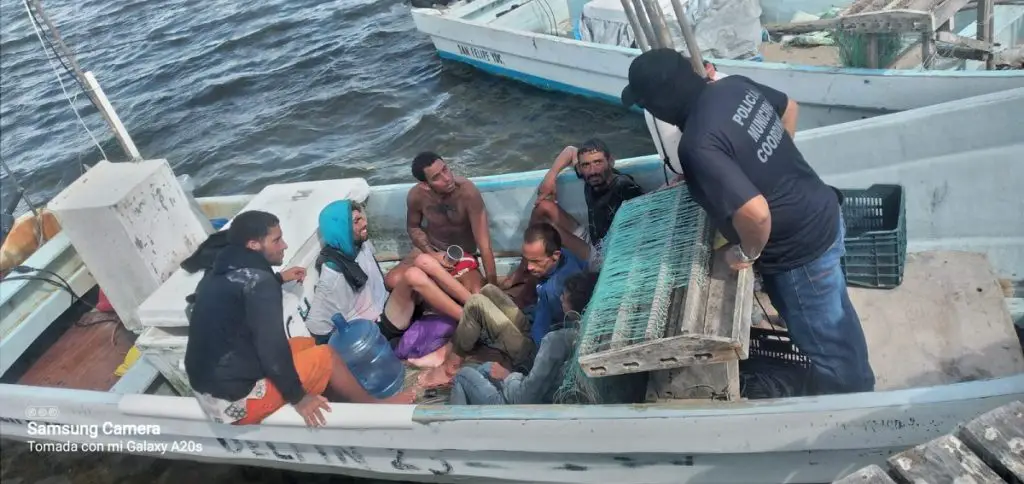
[406,344,452,368]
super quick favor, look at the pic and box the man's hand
[489,363,511,380]
[433,251,454,270]
[724,245,753,271]
[535,179,557,206]
[294,394,330,427]
[279,267,307,283]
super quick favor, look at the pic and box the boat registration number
[457,44,505,65]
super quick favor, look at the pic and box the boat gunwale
[1,373,1022,426]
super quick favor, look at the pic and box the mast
[27,0,142,161]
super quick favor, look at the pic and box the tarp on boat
[579,0,763,60]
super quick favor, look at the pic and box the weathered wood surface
[888,434,1003,483]
[834,465,897,483]
[579,245,753,378]
[851,251,1024,392]
[956,400,1024,482]
[766,10,934,35]
[835,400,1024,483]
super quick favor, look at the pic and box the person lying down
[448,271,599,405]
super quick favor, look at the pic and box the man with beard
[385,152,498,293]
[306,199,471,343]
[185,211,414,429]
[503,139,644,293]
[619,48,875,396]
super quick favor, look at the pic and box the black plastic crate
[740,327,812,398]
[747,326,810,368]
[839,184,907,289]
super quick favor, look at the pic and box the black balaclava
[620,48,709,129]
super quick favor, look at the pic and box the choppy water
[0,0,653,204]
[0,0,654,481]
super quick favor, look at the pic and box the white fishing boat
[2,87,1023,483]
[409,0,1024,129]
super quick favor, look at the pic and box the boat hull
[2,376,1023,483]
[411,1,1024,129]
[3,88,1024,483]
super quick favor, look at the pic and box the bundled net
[555,185,711,404]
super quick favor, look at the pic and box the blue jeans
[760,213,876,395]
[449,365,505,405]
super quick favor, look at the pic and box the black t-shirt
[676,75,840,274]
[584,171,644,243]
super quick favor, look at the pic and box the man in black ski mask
[622,48,875,396]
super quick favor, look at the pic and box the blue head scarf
[316,200,368,289]
[319,200,358,258]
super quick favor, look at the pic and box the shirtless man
[385,152,497,293]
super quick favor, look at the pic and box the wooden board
[17,312,135,391]
[887,434,1003,483]
[837,400,1024,483]
[578,246,754,378]
[956,400,1024,481]
[851,251,1024,391]
[834,465,897,483]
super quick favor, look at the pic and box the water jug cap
[330,313,348,331]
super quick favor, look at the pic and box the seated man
[306,200,472,344]
[385,152,498,293]
[505,139,643,291]
[185,211,415,428]
[449,271,599,405]
[419,222,588,387]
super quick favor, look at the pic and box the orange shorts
[235,337,333,425]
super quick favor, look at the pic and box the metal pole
[620,0,652,51]
[28,0,140,160]
[668,0,707,77]
[631,0,660,49]
[640,0,676,49]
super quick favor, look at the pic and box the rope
[23,0,109,165]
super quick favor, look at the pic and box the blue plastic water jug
[327,314,404,399]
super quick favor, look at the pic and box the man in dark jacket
[619,48,875,395]
[185,210,413,427]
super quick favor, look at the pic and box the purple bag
[394,314,458,360]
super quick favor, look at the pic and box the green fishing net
[554,184,711,404]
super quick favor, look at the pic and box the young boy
[448,271,599,405]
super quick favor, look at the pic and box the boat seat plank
[956,400,1024,481]
[887,434,1003,483]
[17,312,135,391]
[852,251,1024,391]
[833,465,898,483]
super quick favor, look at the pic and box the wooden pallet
[834,400,1024,483]
[764,0,997,68]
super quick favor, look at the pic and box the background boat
[410,0,1024,129]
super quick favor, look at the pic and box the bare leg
[456,268,484,294]
[413,253,472,304]
[403,266,464,321]
[384,247,424,291]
